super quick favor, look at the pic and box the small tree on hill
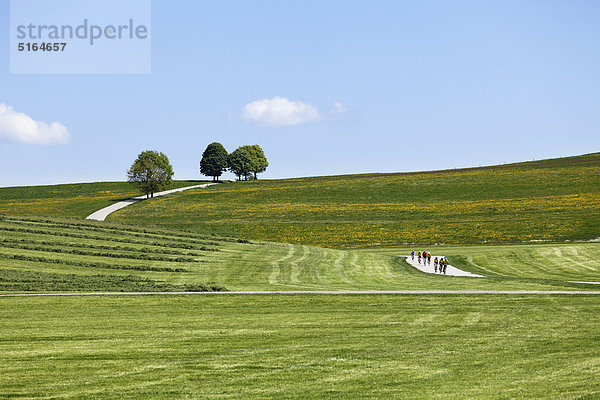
[127,150,174,198]
[228,147,254,180]
[244,144,269,180]
[200,142,228,181]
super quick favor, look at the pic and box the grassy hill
[0,180,201,219]
[1,153,597,248]
[105,152,600,248]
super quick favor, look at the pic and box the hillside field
[0,180,203,219]
[1,216,599,293]
[106,153,600,248]
[0,154,597,249]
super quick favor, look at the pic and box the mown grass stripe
[3,215,250,244]
[0,269,226,292]
[0,237,204,257]
[0,225,220,252]
[2,219,224,246]
[0,252,190,273]
[0,240,199,262]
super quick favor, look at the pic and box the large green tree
[227,147,254,181]
[200,142,228,181]
[244,144,269,180]
[127,150,174,198]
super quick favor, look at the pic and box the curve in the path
[86,183,218,221]
[404,256,485,278]
[405,257,600,284]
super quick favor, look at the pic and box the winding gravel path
[2,291,600,297]
[405,255,485,277]
[86,183,218,221]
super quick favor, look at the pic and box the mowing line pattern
[0,216,233,292]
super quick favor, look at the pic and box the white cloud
[333,101,347,114]
[242,97,349,127]
[242,97,321,127]
[0,103,71,145]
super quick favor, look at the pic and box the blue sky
[1,0,599,186]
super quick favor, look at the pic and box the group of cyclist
[410,250,449,274]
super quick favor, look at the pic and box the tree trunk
[151,191,154,198]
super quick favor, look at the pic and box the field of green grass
[1,154,600,398]
[0,180,202,219]
[1,215,599,293]
[2,294,600,399]
[106,153,600,248]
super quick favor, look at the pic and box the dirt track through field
[404,255,485,277]
[86,183,218,221]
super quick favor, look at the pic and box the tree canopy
[200,142,228,181]
[227,147,254,181]
[127,150,174,198]
[243,144,269,179]
[227,145,269,180]
[199,143,268,181]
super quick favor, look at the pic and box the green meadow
[2,295,600,399]
[1,153,600,398]
[107,153,600,248]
